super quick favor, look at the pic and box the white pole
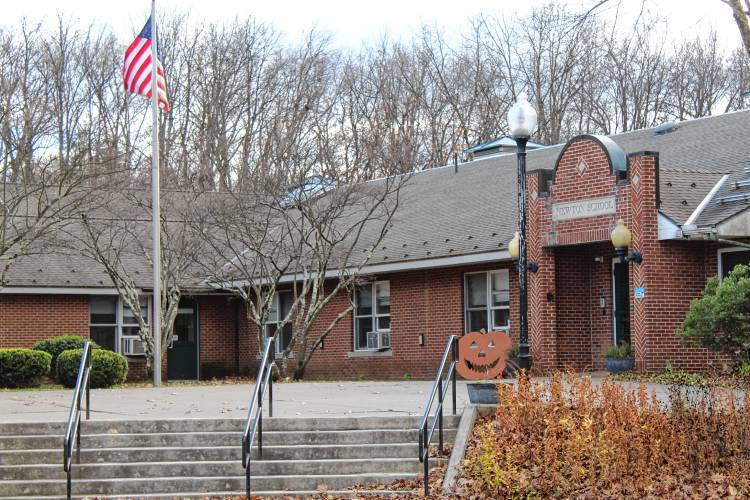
[150,0,162,387]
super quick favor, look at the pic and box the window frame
[464,270,510,333]
[264,290,294,355]
[88,296,118,352]
[353,280,391,351]
[88,295,151,357]
[717,246,750,282]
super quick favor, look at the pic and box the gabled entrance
[167,298,199,380]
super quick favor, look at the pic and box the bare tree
[75,188,203,374]
[0,164,92,286]
[723,0,750,57]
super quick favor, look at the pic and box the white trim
[717,246,750,281]
[334,251,511,278]
[214,250,512,289]
[685,174,729,226]
[0,287,124,295]
[658,213,682,240]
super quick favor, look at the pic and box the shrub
[678,263,750,366]
[650,362,707,387]
[32,336,99,371]
[458,373,750,498]
[738,362,750,378]
[56,349,128,388]
[603,342,631,358]
[0,348,52,388]
[506,344,520,359]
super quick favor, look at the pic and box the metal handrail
[63,341,92,500]
[242,338,275,499]
[418,335,458,497]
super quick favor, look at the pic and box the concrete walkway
[0,380,473,422]
[0,375,742,422]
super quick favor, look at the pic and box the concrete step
[0,442,420,465]
[0,457,423,480]
[0,428,456,450]
[0,472,418,497]
[0,489,419,500]
[0,415,461,436]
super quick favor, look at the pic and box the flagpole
[150,0,162,387]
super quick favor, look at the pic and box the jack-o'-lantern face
[456,331,512,380]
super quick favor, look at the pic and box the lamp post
[507,92,537,371]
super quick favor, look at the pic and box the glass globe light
[610,219,632,249]
[508,232,520,260]
[507,92,538,138]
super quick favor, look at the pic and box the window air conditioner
[366,331,391,350]
[121,337,146,356]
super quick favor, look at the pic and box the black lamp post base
[517,354,532,371]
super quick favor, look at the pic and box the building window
[354,281,390,350]
[121,298,149,355]
[265,291,293,354]
[89,296,117,351]
[88,296,149,356]
[719,248,750,280]
[465,270,510,332]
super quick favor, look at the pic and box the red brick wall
[553,243,617,371]
[205,262,519,380]
[0,294,88,347]
[197,295,242,378]
[527,138,726,373]
[302,263,515,379]
[628,153,722,371]
[0,294,152,381]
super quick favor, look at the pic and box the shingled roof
[3,110,749,290]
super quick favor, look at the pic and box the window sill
[347,349,393,358]
[256,353,295,360]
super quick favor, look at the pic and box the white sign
[551,196,616,221]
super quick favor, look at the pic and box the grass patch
[608,362,746,389]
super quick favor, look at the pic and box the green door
[167,298,198,380]
[613,261,631,345]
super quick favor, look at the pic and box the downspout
[234,298,240,376]
[706,234,750,250]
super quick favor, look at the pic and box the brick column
[628,152,658,371]
[527,171,557,371]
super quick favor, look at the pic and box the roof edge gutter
[207,250,512,289]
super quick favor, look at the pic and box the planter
[466,382,499,404]
[605,357,634,374]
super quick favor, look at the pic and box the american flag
[123,17,169,112]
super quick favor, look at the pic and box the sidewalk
[0,375,742,423]
[0,380,472,422]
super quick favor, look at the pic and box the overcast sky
[1,0,743,52]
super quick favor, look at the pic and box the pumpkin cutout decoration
[456,331,512,380]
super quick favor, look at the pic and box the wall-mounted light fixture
[508,232,539,272]
[418,334,425,346]
[610,219,643,264]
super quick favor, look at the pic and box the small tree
[75,188,203,375]
[678,263,750,365]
